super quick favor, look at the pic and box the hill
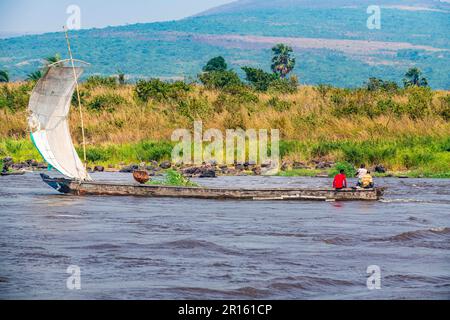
[0,0,449,88]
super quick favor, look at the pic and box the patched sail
[28,65,91,181]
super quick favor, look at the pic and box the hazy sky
[0,0,235,35]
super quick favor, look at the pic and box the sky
[0,0,235,36]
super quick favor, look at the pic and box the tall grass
[0,81,449,176]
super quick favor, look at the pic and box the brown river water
[0,172,449,299]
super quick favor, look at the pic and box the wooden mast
[63,26,88,170]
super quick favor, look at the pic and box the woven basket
[133,170,150,184]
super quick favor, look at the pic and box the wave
[382,227,450,242]
[71,243,121,250]
[170,286,270,299]
[384,274,450,285]
[321,236,356,246]
[379,198,450,204]
[160,239,240,255]
[269,276,355,291]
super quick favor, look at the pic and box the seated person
[333,169,347,190]
[359,171,374,189]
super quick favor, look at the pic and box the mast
[63,26,88,169]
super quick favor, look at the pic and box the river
[0,173,449,299]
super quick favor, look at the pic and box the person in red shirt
[333,170,347,190]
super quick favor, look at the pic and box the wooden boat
[40,174,384,201]
[1,171,26,176]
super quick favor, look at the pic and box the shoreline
[2,160,449,179]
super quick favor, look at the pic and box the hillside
[0,0,449,88]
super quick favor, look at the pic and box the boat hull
[1,171,26,176]
[40,174,384,201]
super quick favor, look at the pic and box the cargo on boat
[41,174,384,201]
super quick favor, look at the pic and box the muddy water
[0,173,449,299]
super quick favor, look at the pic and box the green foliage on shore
[148,169,199,187]
[1,137,449,178]
[329,162,355,177]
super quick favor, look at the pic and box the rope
[64,26,88,172]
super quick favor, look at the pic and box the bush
[85,147,111,163]
[268,76,298,94]
[267,97,291,112]
[177,96,212,120]
[198,70,243,90]
[376,99,404,117]
[329,161,355,177]
[85,75,118,89]
[365,77,399,92]
[148,169,198,187]
[137,141,173,162]
[242,67,278,91]
[203,56,227,72]
[87,93,127,112]
[0,83,32,111]
[135,79,190,103]
[400,149,435,169]
[438,95,450,120]
[405,87,432,119]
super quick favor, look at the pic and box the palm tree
[271,44,296,78]
[403,67,429,88]
[117,70,126,85]
[26,70,43,82]
[0,70,9,83]
[45,53,62,66]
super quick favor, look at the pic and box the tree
[271,44,296,78]
[242,67,278,91]
[366,77,399,92]
[26,70,43,82]
[45,53,61,66]
[203,56,228,72]
[403,67,429,88]
[199,70,242,89]
[117,70,126,85]
[0,70,9,83]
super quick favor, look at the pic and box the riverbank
[1,82,449,178]
[1,138,449,178]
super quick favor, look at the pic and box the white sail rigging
[28,64,92,181]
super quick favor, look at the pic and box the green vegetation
[1,135,449,178]
[148,169,199,187]
[329,162,355,178]
[203,56,227,72]
[26,70,42,82]
[135,78,190,102]
[271,44,296,79]
[242,67,278,91]
[0,70,9,83]
[85,75,119,89]
[81,141,174,164]
[0,46,449,179]
[403,67,429,88]
[87,93,127,113]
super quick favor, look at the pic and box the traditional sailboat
[29,31,384,201]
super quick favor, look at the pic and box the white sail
[28,65,92,181]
